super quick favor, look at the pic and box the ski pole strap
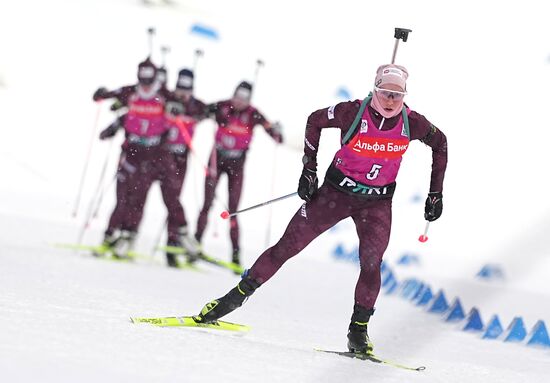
[342,93,372,145]
[401,106,410,139]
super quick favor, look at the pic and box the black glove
[93,87,108,101]
[99,121,121,140]
[298,167,318,202]
[271,121,284,144]
[424,192,443,222]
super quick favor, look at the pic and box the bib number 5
[366,164,382,180]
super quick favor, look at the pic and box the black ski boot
[112,230,137,259]
[347,305,375,354]
[195,275,261,323]
[95,229,121,257]
[178,226,200,263]
[231,249,241,275]
[165,240,180,268]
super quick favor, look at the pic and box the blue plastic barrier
[415,286,433,307]
[400,279,421,299]
[381,270,395,288]
[385,279,399,294]
[476,264,505,280]
[482,315,504,339]
[463,308,484,332]
[445,298,466,322]
[526,320,550,348]
[410,282,426,301]
[504,317,527,343]
[397,253,421,266]
[428,290,449,314]
[332,243,346,259]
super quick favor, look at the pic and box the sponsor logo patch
[328,105,335,120]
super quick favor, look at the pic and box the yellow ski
[130,316,250,332]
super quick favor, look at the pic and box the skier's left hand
[424,192,443,221]
[271,121,284,144]
[99,121,121,140]
[110,100,124,111]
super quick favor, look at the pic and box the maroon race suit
[162,95,207,244]
[194,100,282,259]
[95,84,183,238]
[247,99,447,311]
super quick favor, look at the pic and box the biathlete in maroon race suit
[193,64,448,353]
[194,81,283,267]
[92,58,182,257]
[162,68,208,267]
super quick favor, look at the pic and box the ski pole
[76,174,116,246]
[147,27,156,57]
[72,101,102,217]
[418,221,430,243]
[91,169,116,220]
[160,45,170,67]
[192,48,204,73]
[251,59,264,97]
[174,118,227,211]
[264,144,279,247]
[220,192,298,219]
[151,217,168,257]
[391,27,412,64]
[90,139,116,219]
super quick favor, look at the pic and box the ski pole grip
[394,28,412,42]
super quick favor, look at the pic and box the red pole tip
[220,211,230,219]
[418,235,428,243]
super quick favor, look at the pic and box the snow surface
[1,0,549,382]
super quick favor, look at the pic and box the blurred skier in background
[193,81,283,268]
[162,68,208,267]
[192,64,448,354]
[92,57,183,258]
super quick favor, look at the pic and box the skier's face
[232,87,251,111]
[176,89,193,101]
[139,83,154,92]
[374,84,406,115]
[232,95,250,111]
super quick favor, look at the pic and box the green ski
[315,349,426,371]
[159,245,244,274]
[130,315,250,332]
[52,242,146,261]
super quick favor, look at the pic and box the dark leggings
[195,151,245,252]
[249,183,392,309]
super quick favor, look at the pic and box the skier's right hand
[297,167,318,202]
[99,121,120,140]
[93,87,108,101]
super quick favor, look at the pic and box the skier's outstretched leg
[195,170,221,244]
[227,161,244,267]
[195,274,261,323]
[194,184,349,323]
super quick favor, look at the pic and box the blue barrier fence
[331,244,550,350]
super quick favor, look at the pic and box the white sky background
[0,0,550,381]
[2,0,549,286]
